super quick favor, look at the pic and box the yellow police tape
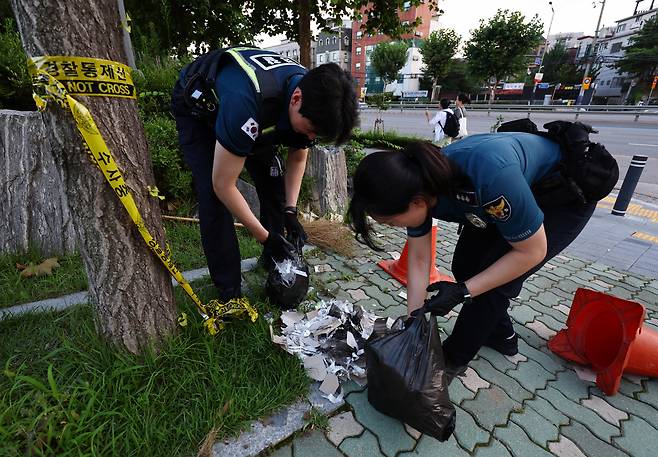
[29,56,258,335]
[29,56,137,98]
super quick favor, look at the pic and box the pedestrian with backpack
[170,47,358,309]
[425,98,459,146]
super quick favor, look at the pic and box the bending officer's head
[347,142,459,249]
[288,63,358,144]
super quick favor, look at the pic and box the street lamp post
[532,1,554,105]
[577,0,607,105]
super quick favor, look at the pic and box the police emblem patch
[465,213,487,228]
[241,118,259,141]
[483,196,512,221]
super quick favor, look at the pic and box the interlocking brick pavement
[267,220,658,457]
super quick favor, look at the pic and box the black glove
[264,232,295,262]
[283,206,307,252]
[423,281,472,316]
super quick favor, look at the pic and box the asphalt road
[358,109,658,201]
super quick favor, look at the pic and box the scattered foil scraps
[269,299,401,403]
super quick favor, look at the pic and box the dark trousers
[171,84,286,300]
[443,201,596,366]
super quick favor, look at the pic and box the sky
[257,0,640,48]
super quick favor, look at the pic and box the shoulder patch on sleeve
[241,118,259,141]
[483,195,512,221]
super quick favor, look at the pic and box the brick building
[351,2,440,96]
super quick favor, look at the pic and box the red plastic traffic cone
[548,288,658,396]
[378,225,453,286]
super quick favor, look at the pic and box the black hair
[440,98,450,109]
[347,141,460,250]
[298,63,358,145]
[457,93,470,104]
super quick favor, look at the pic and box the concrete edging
[0,257,258,320]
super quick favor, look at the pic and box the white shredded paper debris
[573,365,597,382]
[269,299,385,402]
[387,251,401,260]
[274,259,308,287]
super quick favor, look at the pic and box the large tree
[370,41,408,87]
[464,9,543,101]
[542,42,582,84]
[247,0,438,68]
[10,0,177,353]
[428,58,480,95]
[615,14,658,90]
[419,28,460,100]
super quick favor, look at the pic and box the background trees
[542,43,582,84]
[370,41,408,87]
[419,28,461,100]
[464,9,543,100]
[247,0,438,68]
[615,14,658,98]
[125,0,255,58]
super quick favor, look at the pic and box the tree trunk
[0,110,76,256]
[298,0,311,68]
[10,0,177,353]
[431,77,440,102]
[306,144,348,215]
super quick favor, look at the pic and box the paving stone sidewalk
[266,220,658,457]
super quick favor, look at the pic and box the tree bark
[298,0,311,68]
[10,0,177,353]
[0,110,77,256]
[306,145,348,215]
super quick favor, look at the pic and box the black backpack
[497,119,619,205]
[439,111,460,138]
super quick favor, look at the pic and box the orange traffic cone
[548,288,658,396]
[378,225,453,286]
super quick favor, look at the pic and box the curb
[0,257,258,321]
[211,382,345,457]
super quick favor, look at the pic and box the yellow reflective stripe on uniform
[225,49,261,93]
[28,58,259,333]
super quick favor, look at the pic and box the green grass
[0,221,262,309]
[0,278,309,456]
[351,129,427,150]
[0,250,86,308]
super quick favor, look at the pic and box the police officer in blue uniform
[171,47,357,305]
[348,133,596,380]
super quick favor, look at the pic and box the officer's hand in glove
[264,232,295,262]
[423,281,472,316]
[283,206,307,251]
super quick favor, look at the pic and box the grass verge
[0,222,261,309]
[0,277,308,456]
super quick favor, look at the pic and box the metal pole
[117,0,136,70]
[647,78,656,104]
[531,2,554,106]
[612,155,649,216]
[577,0,606,105]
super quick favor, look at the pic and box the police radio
[182,72,218,119]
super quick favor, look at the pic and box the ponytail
[347,141,459,249]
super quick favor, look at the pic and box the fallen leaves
[16,257,60,278]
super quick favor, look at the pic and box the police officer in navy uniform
[348,133,596,381]
[171,47,358,305]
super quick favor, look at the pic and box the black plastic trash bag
[365,314,456,441]
[265,254,310,310]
